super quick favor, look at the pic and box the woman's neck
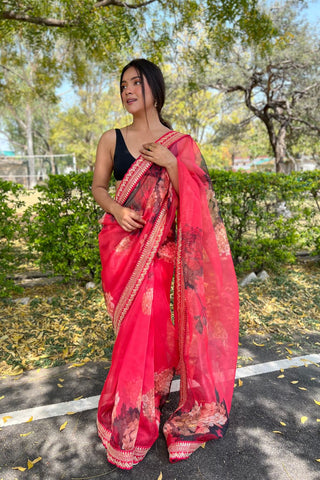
[129,110,166,133]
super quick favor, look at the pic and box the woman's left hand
[140,142,177,168]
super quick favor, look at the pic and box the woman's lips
[127,98,137,104]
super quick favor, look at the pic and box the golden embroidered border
[113,132,187,334]
[97,418,150,469]
[113,200,168,335]
[116,131,187,205]
[116,157,150,205]
[175,226,188,407]
[168,440,204,461]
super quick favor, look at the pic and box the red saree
[97,131,239,469]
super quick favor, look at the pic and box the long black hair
[120,59,172,129]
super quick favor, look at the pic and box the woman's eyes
[121,80,141,91]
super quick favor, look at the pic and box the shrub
[0,180,25,296]
[210,170,320,272]
[23,172,104,281]
[20,169,320,281]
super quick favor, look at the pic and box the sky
[1,0,320,152]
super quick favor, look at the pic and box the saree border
[97,418,150,469]
[113,200,168,335]
[174,226,188,407]
[168,440,205,462]
[116,131,187,205]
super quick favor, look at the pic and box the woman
[92,59,239,470]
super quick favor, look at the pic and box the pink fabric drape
[97,131,239,469]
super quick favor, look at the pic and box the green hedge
[1,170,319,296]
[0,180,25,297]
[22,172,104,282]
[210,170,320,272]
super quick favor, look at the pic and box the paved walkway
[0,336,319,480]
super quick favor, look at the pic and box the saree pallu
[97,131,239,469]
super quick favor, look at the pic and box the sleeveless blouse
[113,129,137,181]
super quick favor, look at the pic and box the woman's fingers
[140,143,176,168]
[114,207,145,231]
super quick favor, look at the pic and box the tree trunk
[26,103,36,187]
[275,126,288,173]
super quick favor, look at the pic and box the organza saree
[97,131,239,469]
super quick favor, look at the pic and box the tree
[199,1,320,172]
[0,40,62,185]
[0,1,274,66]
[50,71,127,170]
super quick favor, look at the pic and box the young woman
[92,59,239,470]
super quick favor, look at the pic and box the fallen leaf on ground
[298,387,307,391]
[280,422,286,426]
[28,457,41,469]
[20,432,32,437]
[60,421,68,431]
[277,374,285,378]
[285,348,293,354]
[301,416,308,424]
[238,379,243,387]
[12,466,26,471]
[26,416,33,423]
[314,399,320,405]
[291,381,299,384]
[157,473,163,480]
[201,443,206,448]
[253,341,265,347]
[2,416,12,423]
[273,431,283,434]
[74,396,83,401]
[68,363,85,369]
[0,395,4,400]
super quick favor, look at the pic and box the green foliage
[2,170,319,293]
[50,78,127,170]
[210,169,320,272]
[0,180,25,296]
[23,173,105,281]
[0,1,274,62]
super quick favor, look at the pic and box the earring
[154,101,158,108]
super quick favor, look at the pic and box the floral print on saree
[97,131,239,469]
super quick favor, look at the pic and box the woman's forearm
[92,186,121,216]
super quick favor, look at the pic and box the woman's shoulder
[99,128,116,144]
[96,129,119,160]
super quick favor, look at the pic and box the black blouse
[113,129,137,180]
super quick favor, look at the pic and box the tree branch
[0,0,158,27]
[0,11,71,27]
[0,64,33,88]
[291,117,320,134]
[94,0,157,8]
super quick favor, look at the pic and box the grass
[0,263,319,376]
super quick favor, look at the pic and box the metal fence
[0,153,76,188]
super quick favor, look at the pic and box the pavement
[0,334,320,480]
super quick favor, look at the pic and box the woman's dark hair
[120,58,172,129]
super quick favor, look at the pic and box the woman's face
[120,66,154,114]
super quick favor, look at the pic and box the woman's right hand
[112,204,146,232]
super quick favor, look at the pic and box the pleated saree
[97,131,239,469]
